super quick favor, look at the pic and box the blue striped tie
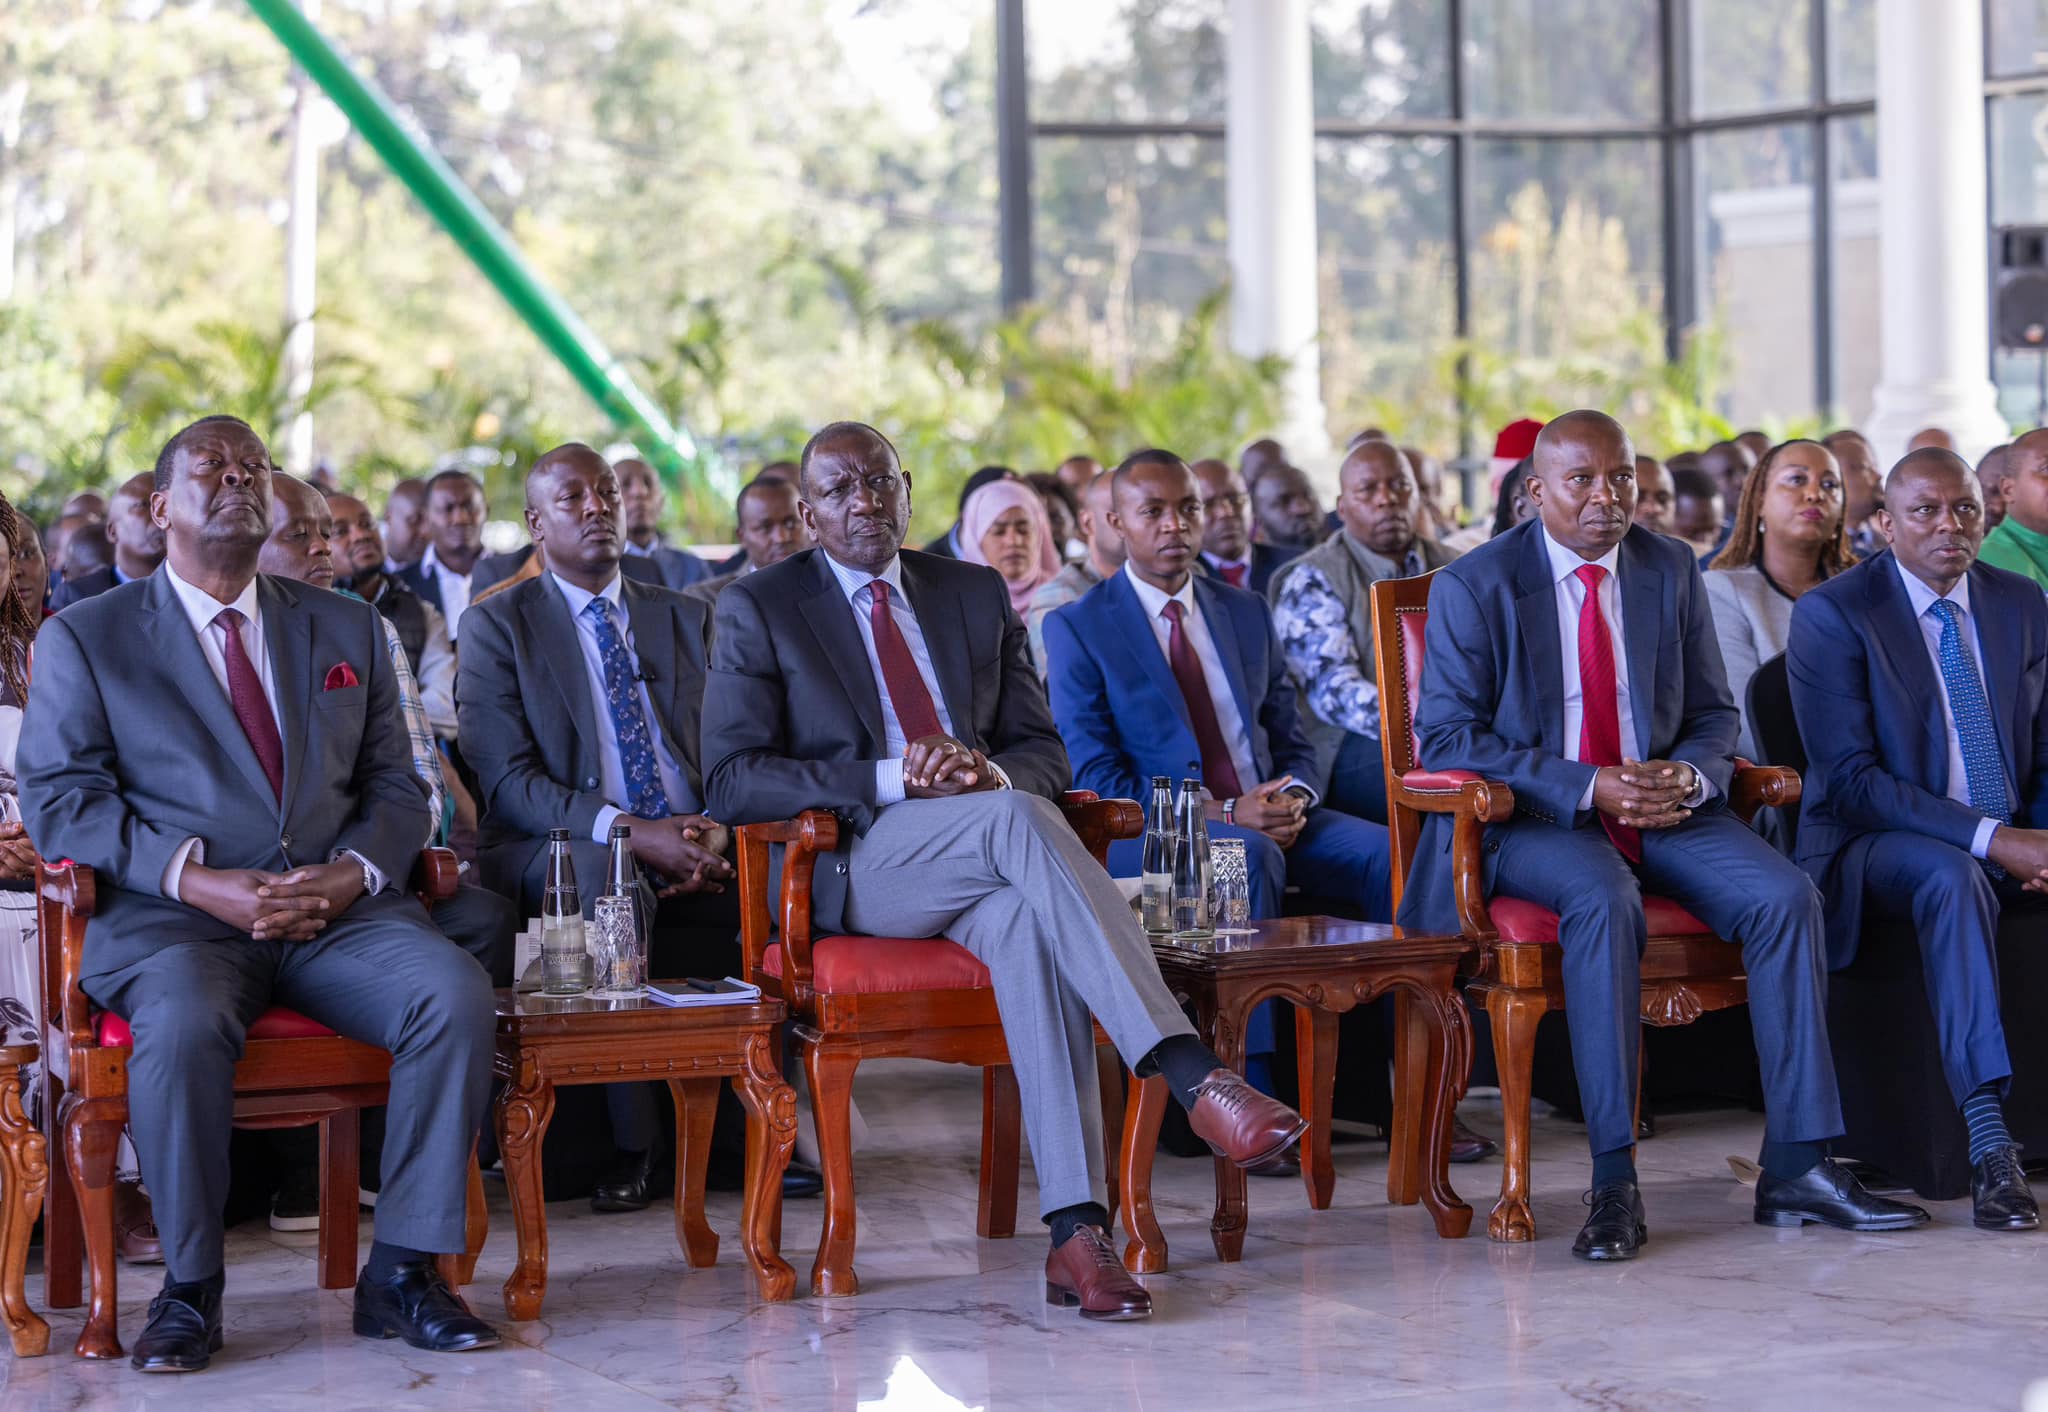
[584,597,673,820]
[1928,599,2010,864]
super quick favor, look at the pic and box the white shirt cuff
[1682,764,1715,809]
[986,759,1011,790]
[163,837,204,900]
[593,805,624,845]
[875,758,906,807]
[1973,817,2001,860]
[335,848,389,896]
[1578,775,1598,813]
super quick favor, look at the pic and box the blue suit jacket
[1395,520,1740,936]
[1042,569,1318,803]
[1786,549,2048,968]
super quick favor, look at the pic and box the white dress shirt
[1539,527,1712,814]
[158,562,386,899]
[1123,565,1279,800]
[822,553,1009,806]
[419,542,473,641]
[1894,557,2004,858]
[549,573,698,841]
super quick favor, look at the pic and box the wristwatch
[1223,798,1238,825]
[336,850,378,897]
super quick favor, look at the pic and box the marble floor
[6,1064,2048,1412]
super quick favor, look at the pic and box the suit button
[585,778,598,789]
[280,833,293,848]
[836,862,848,876]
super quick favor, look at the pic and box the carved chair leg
[733,1033,797,1302]
[40,1071,79,1313]
[1206,998,1249,1264]
[803,1042,861,1298]
[669,1077,721,1268]
[63,1095,123,1359]
[1118,1072,1169,1275]
[1485,987,1547,1245]
[316,1110,360,1291]
[1096,1044,1124,1225]
[976,1065,1021,1240]
[0,1063,50,1355]
[1413,982,1473,1238]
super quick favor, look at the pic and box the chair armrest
[410,847,459,904]
[1392,770,1514,941]
[1729,762,1801,825]
[35,860,96,1049]
[734,812,841,1008]
[1058,789,1143,865]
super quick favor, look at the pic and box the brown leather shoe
[1044,1227,1151,1321]
[1450,1118,1499,1165]
[116,1180,164,1265]
[1246,1145,1301,1178]
[1187,1068,1310,1169]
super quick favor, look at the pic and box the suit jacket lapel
[140,571,281,810]
[1192,577,1258,735]
[902,556,975,737]
[262,577,313,821]
[1618,537,1663,759]
[798,552,888,751]
[1866,553,1948,767]
[1106,573,1191,731]
[1512,529,1566,755]
[523,580,602,766]
[620,579,696,782]
[1969,564,2026,790]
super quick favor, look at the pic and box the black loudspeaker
[1996,225,2048,350]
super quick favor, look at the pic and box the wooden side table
[492,991,798,1319]
[1119,918,1475,1272]
[0,1042,48,1356]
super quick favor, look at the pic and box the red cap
[1492,418,1545,462]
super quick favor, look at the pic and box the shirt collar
[549,571,624,621]
[420,542,473,582]
[1540,524,1621,585]
[823,551,905,605]
[1201,550,1248,573]
[1124,563,1196,620]
[163,560,259,637]
[1894,553,1972,621]
[622,539,654,558]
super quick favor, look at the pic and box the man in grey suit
[19,416,500,1372]
[700,420,1308,1322]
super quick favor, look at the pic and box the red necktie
[215,608,284,803]
[1573,565,1638,862]
[867,581,944,744]
[1160,600,1244,799]
[1219,562,1248,589]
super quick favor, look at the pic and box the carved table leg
[1296,1005,1338,1211]
[495,1063,556,1321]
[1389,988,1425,1206]
[1485,986,1546,1244]
[1205,993,1249,1264]
[0,1064,49,1356]
[803,1042,861,1297]
[734,1032,797,1303]
[669,1077,721,1268]
[317,1108,361,1290]
[1408,977,1472,1238]
[976,1065,1020,1239]
[1118,1071,1168,1274]
[63,1094,123,1359]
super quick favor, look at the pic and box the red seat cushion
[1490,894,1714,945]
[95,1005,337,1048]
[762,936,991,994]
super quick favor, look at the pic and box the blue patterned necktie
[1929,598,2011,845]
[584,597,673,820]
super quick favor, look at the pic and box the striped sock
[1963,1082,2013,1165]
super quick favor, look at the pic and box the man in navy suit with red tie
[1399,410,1925,1259]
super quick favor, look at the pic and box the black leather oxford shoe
[353,1262,500,1352]
[131,1281,223,1373]
[1972,1144,2040,1231]
[590,1147,654,1213]
[1572,1180,1647,1261]
[1754,1157,1930,1231]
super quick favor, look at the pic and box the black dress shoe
[1972,1144,2040,1231]
[1450,1118,1498,1164]
[591,1147,653,1213]
[353,1261,501,1352]
[131,1281,223,1373]
[1754,1157,1930,1231]
[783,1161,823,1199]
[1572,1180,1647,1261]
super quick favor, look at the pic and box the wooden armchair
[0,1038,47,1356]
[1370,573,1800,1243]
[38,849,487,1359]
[736,790,1141,1296]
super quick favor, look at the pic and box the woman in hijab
[959,476,1061,617]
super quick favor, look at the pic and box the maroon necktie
[1160,600,1244,799]
[866,581,944,744]
[1574,565,1638,862]
[215,608,284,803]
[1219,562,1248,589]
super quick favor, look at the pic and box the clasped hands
[628,813,734,897]
[904,733,1001,798]
[1205,776,1307,849]
[1985,827,2048,893]
[1591,759,1700,831]
[180,859,365,942]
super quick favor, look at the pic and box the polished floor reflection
[6,1061,2048,1411]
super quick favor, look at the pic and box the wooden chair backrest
[1369,571,1437,918]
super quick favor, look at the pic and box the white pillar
[281,0,322,477]
[1864,0,2008,469]
[1226,0,1329,468]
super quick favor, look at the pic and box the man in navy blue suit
[1400,410,1925,1259]
[1788,448,2048,1232]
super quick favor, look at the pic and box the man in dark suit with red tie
[1398,409,1926,1259]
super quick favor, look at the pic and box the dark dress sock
[1141,1034,1224,1111]
[1590,1146,1637,1188]
[1045,1201,1113,1249]
[1759,1138,1824,1180]
[364,1239,433,1282]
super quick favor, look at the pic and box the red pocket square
[324,662,360,690]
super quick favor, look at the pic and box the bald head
[1239,438,1285,486]
[527,442,610,507]
[259,471,337,589]
[796,421,909,572]
[1190,457,1251,561]
[1908,427,1956,453]
[525,442,623,587]
[1528,410,1637,558]
[1884,447,1985,591]
[1998,427,2048,536]
[1335,439,1420,556]
[1078,470,1125,575]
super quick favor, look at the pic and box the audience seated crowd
[11,393,2047,1377]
